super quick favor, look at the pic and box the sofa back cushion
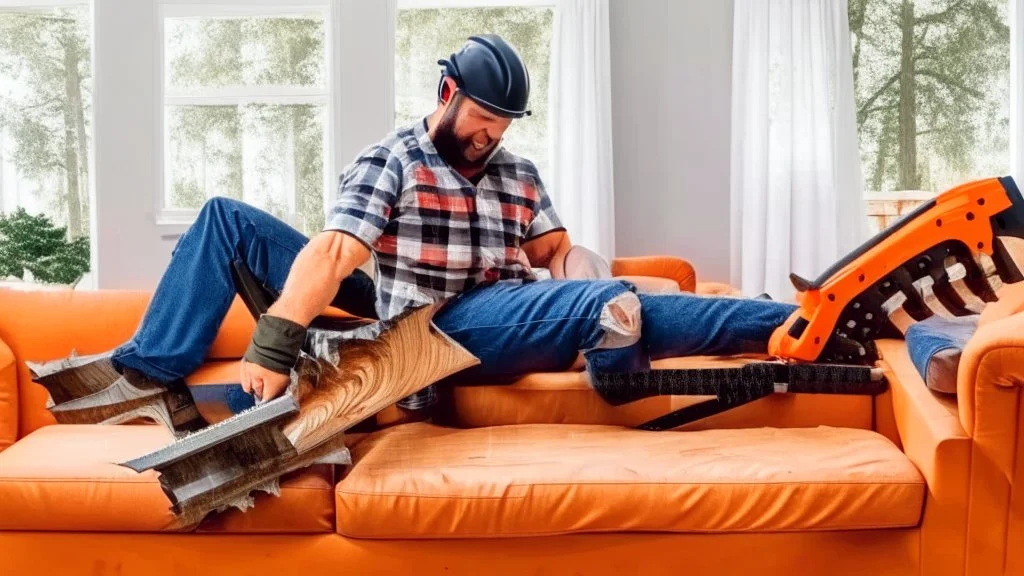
[0,288,255,439]
[0,338,16,452]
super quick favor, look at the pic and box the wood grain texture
[48,376,170,427]
[284,304,479,452]
[27,351,119,404]
[120,303,479,528]
[30,353,204,433]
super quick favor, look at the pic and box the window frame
[154,1,336,230]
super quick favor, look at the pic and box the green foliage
[0,207,89,285]
[852,0,1009,193]
[396,7,554,179]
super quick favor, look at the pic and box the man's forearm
[547,233,573,279]
[522,230,573,278]
[266,231,371,326]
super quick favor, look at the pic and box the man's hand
[240,358,290,402]
[239,231,371,403]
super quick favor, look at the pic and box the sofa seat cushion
[451,356,874,430]
[336,423,925,538]
[0,424,335,533]
[0,289,258,438]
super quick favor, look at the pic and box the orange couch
[0,257,1020,576]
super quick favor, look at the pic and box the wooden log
[120,303,479,528]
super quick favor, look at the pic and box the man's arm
[522,230,573,279]
[242,143,399,402]
[266,231,370,326]
[240,231,370,401]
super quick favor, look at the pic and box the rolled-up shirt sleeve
[324,145,401,248]
[525,165,565,239]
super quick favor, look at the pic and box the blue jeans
[113,198,797,386]
[112,198,376,381]
[433,280,797,379]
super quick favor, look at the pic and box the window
[850,0,1010,234]
[161,5,330,236]
[0,2,92,286]
[395,1,554,181]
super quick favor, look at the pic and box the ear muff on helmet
[436,34,531,119]
[436,74,451,103]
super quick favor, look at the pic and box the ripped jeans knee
[594,289,643,350]
[582,282,650,379]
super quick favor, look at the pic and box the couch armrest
[876,339,970,576]
[610,256,696,293]
[0,336,16,452]
[956,313,1024,576]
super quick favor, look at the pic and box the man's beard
[433,94,498,173]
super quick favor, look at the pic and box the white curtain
[730,0,866,300]
[548,0,615,260]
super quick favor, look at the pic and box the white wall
[609,0,734,282]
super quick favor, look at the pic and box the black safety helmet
[437,34,531,118]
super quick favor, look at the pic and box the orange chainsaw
[769,176,1024,364]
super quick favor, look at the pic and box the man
[111,34,796,407]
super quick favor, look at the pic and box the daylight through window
[162,8,329,236]
[850,0,1010,233]
[0,4,92,286]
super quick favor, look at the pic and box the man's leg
[111,198,309,381]
[111,197,377,382]
[434,281,797,401]
[432,279,647,378]
[639,292,797,360]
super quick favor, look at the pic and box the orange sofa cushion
[0,424,334,533]
[336,422,925,539]
[0,289,256,438]
[0,338,16,452]
[610,256,695,292]
[450,356,874,430]
[979,282,1024,327]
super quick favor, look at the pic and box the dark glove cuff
[244,314,307,375]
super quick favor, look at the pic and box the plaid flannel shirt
[325,118,564,321]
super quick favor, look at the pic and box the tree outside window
[850,0,1010,233]
[0,5,91,286]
